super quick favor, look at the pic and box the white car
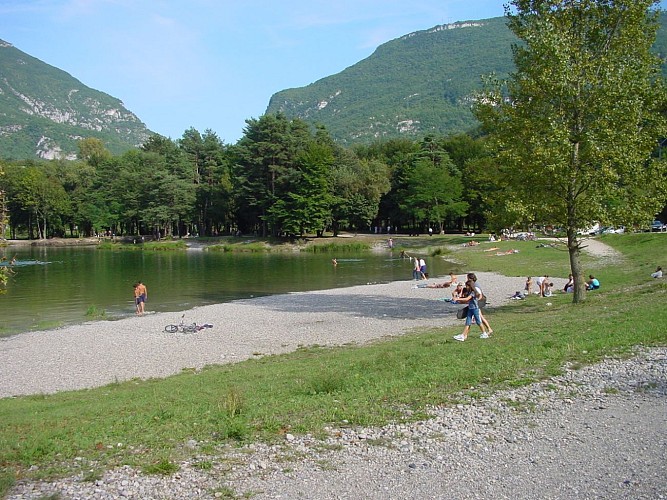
[577,223,600,236]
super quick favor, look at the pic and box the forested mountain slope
[0,39,152,160]
[267,13,667,145]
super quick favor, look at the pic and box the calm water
[0,246,454,336]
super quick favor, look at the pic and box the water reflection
[0,246,455,336]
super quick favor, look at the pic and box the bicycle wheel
[164,324,178,333]
[183,323,198,334]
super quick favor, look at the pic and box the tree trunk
[567,231,586,303]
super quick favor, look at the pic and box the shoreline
[0,272,562,398]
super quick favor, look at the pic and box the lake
[0,245,455,336]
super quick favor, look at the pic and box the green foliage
[265,141,334,236]
[474,0,667,302]
[399,137,467,231]
[85,305,107,319]
[233,113,313,236]
[142,458,180,475]
[329,148,390,235]
[301,241,370,253]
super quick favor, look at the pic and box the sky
[0,1,664,144]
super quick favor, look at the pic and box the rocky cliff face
[0,39,152,160]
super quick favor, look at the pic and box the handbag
[456,306,469,319]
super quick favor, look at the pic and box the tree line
[1,0,666,283]
[2,0,667,308]
[0,114,494,240]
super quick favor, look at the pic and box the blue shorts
[465,307,482,326]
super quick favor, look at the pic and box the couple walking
[452,273,493,341]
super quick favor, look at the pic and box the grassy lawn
[0,233,665,494]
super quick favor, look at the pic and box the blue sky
[0,1,663,144]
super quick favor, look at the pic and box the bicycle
[164,314,198,334]
[164,314,214,334]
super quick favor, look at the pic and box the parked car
[651,220,666,232]
[577,223,601,236]
[602,226,625,234]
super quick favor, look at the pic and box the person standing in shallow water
[133,283,142,315]
[135,281,147,315]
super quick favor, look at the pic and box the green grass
[205,238,372,253]
[206,241,271,253]
[442,237,579,277]
[301,241,371,252]
[97,240,188,251]
[84,305,107,319]
[0,233,665,495]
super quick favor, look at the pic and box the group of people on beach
[525,275,555,296]
[522,273,600,298]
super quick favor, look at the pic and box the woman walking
[453,279,490,341]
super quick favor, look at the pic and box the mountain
[266,14,667,145]
[0,39,152,160]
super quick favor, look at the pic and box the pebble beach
[1,272,542,398]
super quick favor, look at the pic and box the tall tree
[6,166,69,239]
[196,130,230,236]
[266,141,333,236]
[400,158,466,233]
[233,113,312,236]
[0,165,7,240]
[355,139,420,231]
[475,0,667,302]
[77,138,111,167]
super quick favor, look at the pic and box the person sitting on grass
[525,276,533,295]
[586,275,600,290]
[563,274,574,293]
[651,266,663,279]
